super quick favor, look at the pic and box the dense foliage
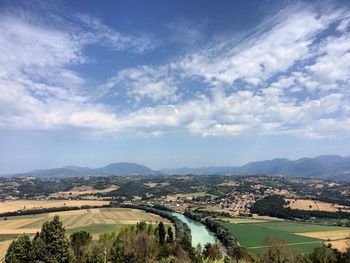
[2,175,350,208]
[6,215,73,262]
[251,195,350,220]
[184,210,253,261]
[113,203,192,248]
[0,205,111,217]
[5,216,226,263]
[5,213,350,263]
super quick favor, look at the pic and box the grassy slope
[0,207,171,260]
[66,224,126,238]
[224,222,327,254]
[253,221,348,233]
[0,208,169,261]
[0,208,169,240]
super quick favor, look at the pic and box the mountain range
[163,155,350,180]
[9,162,162,178]
[4,155,350,180]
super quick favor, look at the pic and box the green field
[0,207,171,261]
[251,221,348,233]
[223,220,347,254]
[0,208,170,240]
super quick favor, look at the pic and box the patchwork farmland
[0,200,110,213]
[0,207,170,260]
[223,219,350,254]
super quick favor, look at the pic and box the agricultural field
[285,198,350,212]
[167,203,189,212]
[0,200,109,213]
[166,192,207,201]
[49,185,118,199]
[223,219,349,254]
[325,239,350,252]
[298,230,350,240]
[144,182,170,188]
[0,207,170,260]
[0,207,169,236]
[223,218,270,224]
[0,241,11,262]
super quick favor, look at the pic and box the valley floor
[0,207,170,261]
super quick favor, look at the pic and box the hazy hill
[162,155,350,180]
[26,168,82,177]
[4,155,350,180]
[94,162,161,176]
[10,162,162,178]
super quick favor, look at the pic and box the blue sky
[1,0,350,173]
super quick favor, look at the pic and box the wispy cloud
[76,14,155,54]
[165,17,207,47]
[1,3,350,139]
[102,65,180,103]
[0,5,154,133]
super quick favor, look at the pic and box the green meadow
[223,220,346,254]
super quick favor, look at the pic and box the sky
[1,0,350,173]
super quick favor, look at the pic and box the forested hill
[6,162,163,178]
[3,155,350,180]
[162,155,350,181]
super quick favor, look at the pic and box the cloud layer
[1,3,350,138]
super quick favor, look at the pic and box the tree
[167,227,174,244]
[203,243,222,260]
[70,230,92,262]
[32,232,47,262]
[5,234,33,263]
[111,227,136,263]
[258,236,292,263]
[340,248,350,263]
[136,221,147,232]
[158,222,166,244]
[36,215,73,262]
[134,231,157,263]
[111,235,127,263]
[93,232,117,263]
[174,244,190,262]
[309,246,337,263]
[192,244,203,263]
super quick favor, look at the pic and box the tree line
[0,205,111,218]
[184,210,253,262]
[5,215,226,263]
[111,203,192,248]
[183,209,350,263]
[250,195,350,221]
[5,212,350,262]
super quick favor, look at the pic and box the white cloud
[166,18,206,47]
[0,15,83,74]
[177,9,328,86]
[77,14,155,54]
[0,7,155,134]
[337,17,350,32]
[103,65,180,103]
[1,3,350,140]
[305,33,350,90]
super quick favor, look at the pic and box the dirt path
[248,240,322,249]
[0,240,11,262]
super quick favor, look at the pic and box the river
[172,212,217,247]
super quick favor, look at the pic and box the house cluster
[219,192,257,215]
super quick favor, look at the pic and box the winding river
[172,212,217,247]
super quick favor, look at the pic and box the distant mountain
[5,155,350,180]
[162,155,350,180]
[94,162,161,176]
[9,162,162,178]
[61,165,93,173]
[162,166,240,175]
[26,168,82,177]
